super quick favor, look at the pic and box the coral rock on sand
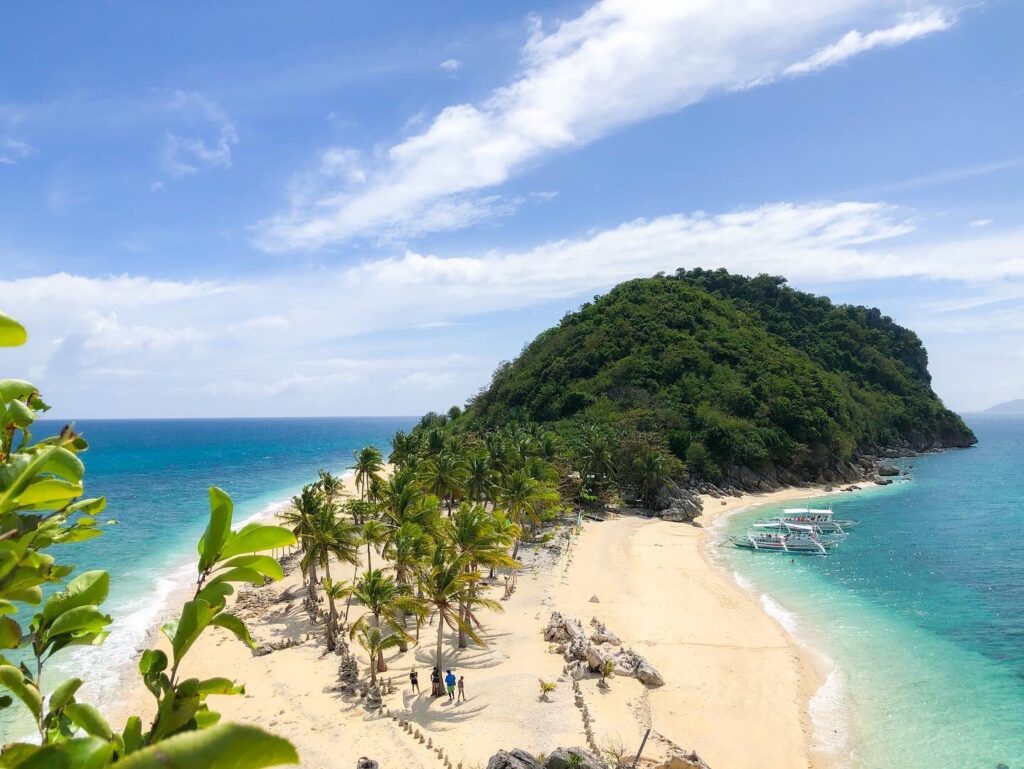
[543,612,586,643]
[589,618,621,646]
[654,748,713,769]
[545,612,665,687]
[486,748,607,769]
[486,749,542,769]
[355,759,379,769]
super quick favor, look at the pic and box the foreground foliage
[0,313,298,768]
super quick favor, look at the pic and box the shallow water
[721,415,1024,769]
[1,416,413,739]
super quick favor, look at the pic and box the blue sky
[2,0,1023,417]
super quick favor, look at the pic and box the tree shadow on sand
[399,692,488,729]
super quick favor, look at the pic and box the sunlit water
[719,415,1024,769]
[1,417,412,740]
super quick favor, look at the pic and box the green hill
[465,269,975,487]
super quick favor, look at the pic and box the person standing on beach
[444,669,457,702]
[430,666,441,697]
[409,668,419,694]
[456,675,465,703]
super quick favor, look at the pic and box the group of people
[409,667,465,702]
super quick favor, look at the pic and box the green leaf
[1,744,72,769]
[197,677,244,696]
[139,648,168,675]
[0,599,16,615]
[218,555,284,581]
[0,664,41,719]
[218,524,296,560]
[122,715,143,755]
[66,497,106,516]
[170,599,216,664]
[3,399,34,429]
[193,707,221,728]
[0,379,37,402]
[42,571,110,624]
[115,723,298,769]
[45,605,112,639]
[209,612,255,649]
[196,582,234,608]
[0,616,22,648]
[206,566,266,588]
[47,677,84,712]
[63,702,112,739]
[13,478,83,508]
[198,487,233,573]
[0,313,28,348]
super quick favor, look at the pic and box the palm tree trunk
[343,562,358,626]
[457,603,468,649]
[512,538,521,560]
[434,613,444,697]
[366,542,373,571]
[324,560,339,633]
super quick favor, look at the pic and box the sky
[2,0,1023,418]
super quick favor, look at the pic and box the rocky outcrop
[486,748,607,769]
[877,462,900,476]
[654,748,713,769]
[545,612,664,688]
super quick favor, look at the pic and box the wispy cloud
[784,9,951,76]
[0,137,37,165]
[439,59,462,73]
[970,218,994,228]
[255,0,964,251]
[161,90,238,177]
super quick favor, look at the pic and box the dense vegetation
[1,311,298,768]
[462,270,974,490]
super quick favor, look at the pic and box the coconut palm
[417,544,485,685]
[578,424,615,487]
[389,430,419,468]
[497,469,559,559]
[383,521,433,651]
[352,445,384,501]
[445,503,517,648]
[465,452,494,503]
[282,484,325,603]
[354,626,404,685]
[360,518,389,571]
[380,467,441,533]
[317,469,345,504]
[349,569,422,672]
[301,501,361,649]
[634,450,669,508]
[322,577,354,636]
[419,451,467,516]
[538,679,557,701]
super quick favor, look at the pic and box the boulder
[356,760,379,769]
[612,649,665,687]
[873,477,893,486]
[544,612,586,643]
[877,462,900,477]
[655,748,713,769]
[585,644,614,671]
[589,619,621,646]
[487,749,542,769]
[544,747,607,769]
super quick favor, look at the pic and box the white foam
[760,592,800,635]
[809,663,852,762]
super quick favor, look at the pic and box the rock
[589,619,621,646]
[544,747,607,769]
[486,749,542,769]
[873,477,893,486]
[356,759,380,769]
[544,612,586,643]
[877,462,900,477]
[589,595,600,603]
[585,644,614,671]
[613,648,665,687]
[654,748,713,769]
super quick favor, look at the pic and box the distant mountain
[463,269,976,486]
[986,399,1024,414]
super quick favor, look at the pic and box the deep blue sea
[720,415,1024,769]
[2,417,414,738]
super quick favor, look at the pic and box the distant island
[986,398,1024,413]
[449,268,976,493]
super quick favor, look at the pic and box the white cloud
[1,137,37,165]
[439,59,462,73]
[784,9,951,76]
[970,218,994,228]
[162,91,238,177]
[10,199,1024,417]
[256,0,962,251]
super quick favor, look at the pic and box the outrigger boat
[731,530,836,555]
[752,507,859,534]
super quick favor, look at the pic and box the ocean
[1,416,414,739]
[719,414,1024,769]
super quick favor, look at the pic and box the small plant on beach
[598,658,615,688]
[538,679,557,701]
[0,311,299,767]
[566,754,584,769]
[354,626,403,685]
[601,738,631,768]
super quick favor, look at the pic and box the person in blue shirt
[444,669,457,701]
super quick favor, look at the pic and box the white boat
[731,530,836,554]
[754,507,859,533]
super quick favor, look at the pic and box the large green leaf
[0,664,41,719]
[0,379,37,402]
[218,524,295,560]
[47,677,84,712]
[170,599,216,663]
[218,555,283,581]
[0,313,27,348]
[115,723,298,769]
[0,616,22,648]
[63,702,112,739]
[198,487,233,573]
[205,566,266,588]
[209,612,255,648]
[12,478,83,510]
[45,605,112,639]
[42,571,109,624]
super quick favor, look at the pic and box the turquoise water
[720,415,1024,769]
[2,416,413,739]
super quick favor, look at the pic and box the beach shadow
[398,692,488,728]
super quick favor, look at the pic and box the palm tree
[497,469,559,559]
[349,569,422,672]
[322,577,354,636]
[634,450,669,508]
[445,503,516,648]
[389,430,419,468]
[465,452,494,504]
[578,424,615,488]
[538,679,557,701]
[380,468,441,533]
[302,501,361,649]
[354,626,403,685]
[352,445,384,501]
[383,521,432,651]
[282,484,325,604]
[419,451,466,516]
[417,544,484,687]
[317,469,345,504]
[361,518,389,571]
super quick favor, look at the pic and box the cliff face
[466,269,975,487]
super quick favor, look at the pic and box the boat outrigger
[731,530,836,555]
[752,507,859,534]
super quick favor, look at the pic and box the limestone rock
[356,759,380,769]
[544,747,608,769]
[613,649,665,687]
[544,612,586,643]
[654,748,712,769]
[589,618,621,646]
[877,462,900,477]
[486,749,542,769]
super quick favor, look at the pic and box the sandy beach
[111,485,835,768]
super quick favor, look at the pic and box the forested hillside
[463,269,974,488]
